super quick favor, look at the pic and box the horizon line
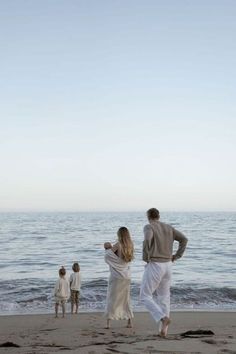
[0,210,235,213]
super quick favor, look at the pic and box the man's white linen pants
[140,261,172,323]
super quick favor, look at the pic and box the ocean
[0,212,235,315]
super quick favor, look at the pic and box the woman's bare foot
[126,318,133,328]
[160,316,171,337]
[105,319,110,329]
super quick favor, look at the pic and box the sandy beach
[0,311,235,354]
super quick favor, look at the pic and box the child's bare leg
[62,303,66,318]
[55,303,59,318]
[75,302,79,314]
[71,301,74,314]
[127,318,133,328]
[106,319,110,329]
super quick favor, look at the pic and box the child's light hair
[59,266,66,277]
[117,227,134,263]
[72,262,80,272]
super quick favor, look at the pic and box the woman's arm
[112,242,121,256]
[111,242,119,252]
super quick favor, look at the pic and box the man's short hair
[147,208,160,220]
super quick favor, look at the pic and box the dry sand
[0,311,235,354]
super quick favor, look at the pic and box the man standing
[140,208,188,337]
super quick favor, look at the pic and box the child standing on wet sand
[70,262,81,314]
[54,266,70,318]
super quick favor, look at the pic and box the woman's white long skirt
[105,276,134,320]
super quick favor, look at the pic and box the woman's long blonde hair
[117,227,134,263]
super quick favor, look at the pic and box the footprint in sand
[202,339,229,346]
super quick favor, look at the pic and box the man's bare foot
[160,316,171,337]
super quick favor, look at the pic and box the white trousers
[140,261,172,323]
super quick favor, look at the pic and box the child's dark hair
[59,266,66,277]
[72,262,80,272]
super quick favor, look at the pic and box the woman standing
[104,226,134,329]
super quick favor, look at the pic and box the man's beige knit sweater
[143,220,188,263]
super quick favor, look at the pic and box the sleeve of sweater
[54,279,60,296]
[66,279,70,299]
[172,228,188,259]
[142,224,153,262]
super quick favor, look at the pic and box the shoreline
[1,308,236,317]
[0,311,235,353]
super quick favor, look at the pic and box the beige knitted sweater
[143,220,188,263]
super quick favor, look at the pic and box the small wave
[1,277,235,315]
[0,301,21,312]
[18,295,49,304]
[0,264,10,269]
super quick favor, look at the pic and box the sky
[0,0,235,212]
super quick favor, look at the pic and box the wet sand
[0,311,235,354]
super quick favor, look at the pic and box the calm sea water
[0,212,235,315]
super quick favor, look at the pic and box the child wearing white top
[70,262,81,314]
[54,266,70,318]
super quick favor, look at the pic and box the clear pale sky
[0,1,235,212]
